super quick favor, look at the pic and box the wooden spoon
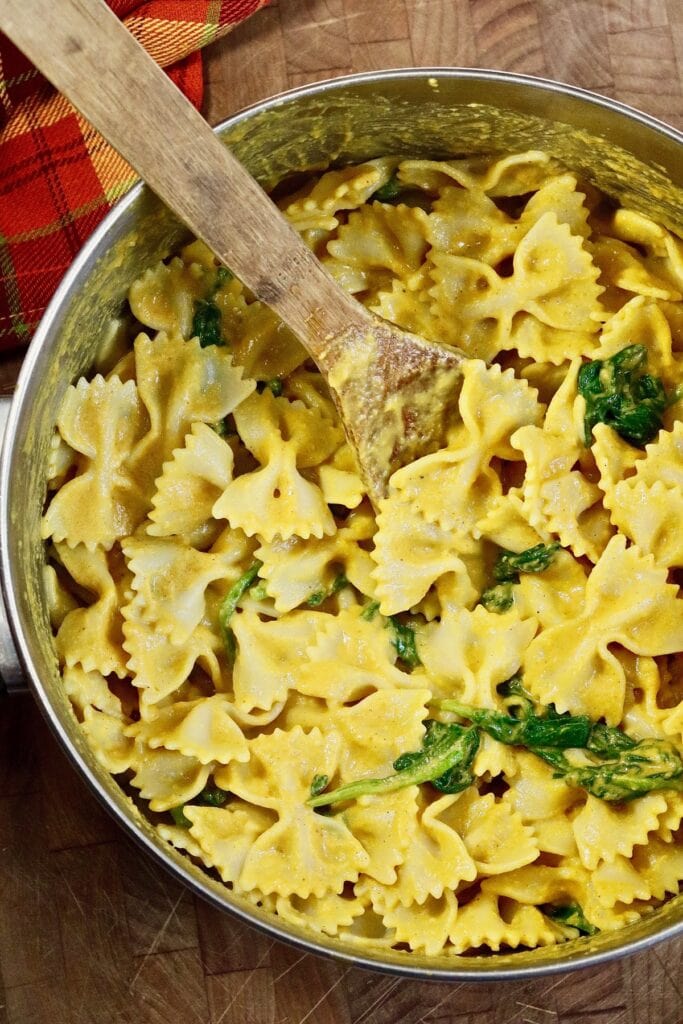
[1,0,463,503]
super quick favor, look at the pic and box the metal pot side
[2,69,682,980]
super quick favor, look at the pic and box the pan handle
[0,394,28,696]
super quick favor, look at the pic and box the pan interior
[6,71,682,977]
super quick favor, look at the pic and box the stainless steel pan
[1,69,682,979]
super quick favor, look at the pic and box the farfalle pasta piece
[503,752,581,857]
[43,564,79,631]
[186,803,274,884]
[534,355,580,438]
[343,789,419,885]
[42,375,147,550]
[512,550,589,630]
[512,213,604,330]
[507,314,598,365]
[81,706,134,774]
[525,465,612,563]
[297,605,411,703]
[606,208,683,294]
[337,907,397,950]
[178,238,222,271]
[476,490,551,552]
[606,207,672,253]
[274,891,368,938]
[460,150,557,196]
[278,693,333,734]
[329,688,430,782]
[230,300,308,381]
[397,151,554,196]
[591,236,682,303]
[396,158,479,192]
[130,694,249,767]
[591,848,661,908]
[656,792,683,841]
[370,269,441,343]
[63,665,124,720]
[572,792,669,870]
[370,888,458,956]
[424,549,489,618]
[324,202,430,298]
[512,363,577,482]
[523,536,683,724]
[531,816,578,861]
[439,788,538,876]
[148,423,234,547]
[662,700,683,748]
[128,257,207,337]
[628,837,683,901]
[255,509,376,612]
[592,421,643,497]
[592,295,682,389]
[130,331,254,490]
[316,443,366,510]
[66,666,136,776]
[428,214,603,360]
[419,605,537,706]
[283,368,338,421]
[389,436,500,540]
[128,738,212,812]
[427,186,521,265]
[157,823,205,860]
[427,254,507,359]
[606,479,683,569]
[377,794,477,907]
[512,361,614,561]
[482,863,575,906]
[122,534,246,645]
[213,390,337,541]
[519,173,591,239]
[472,732,519,782]
[390,361,542,534]
[53,543,129,678]
[280,159,396,232]
[632,422,683,489]
[229,701,289,730]
[596,421,683,568]
[218,443,334,541]
[234,888,279,913]
[449,360,545,460]
[484,861,644,934]
[448,891,561,955]
[517,357,575,403]
[212,275,253,345]
[229,607,325,713]
[217,727,370,898]
[122,598,222,708]
[620,653,668,741]
[46,430,77,491]
[660,298,683,345]
[371,489,479,616]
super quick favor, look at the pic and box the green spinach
[307,721,479,808]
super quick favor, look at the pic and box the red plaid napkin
[0,0,270,353]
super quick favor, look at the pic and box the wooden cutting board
[1,2,682,1021]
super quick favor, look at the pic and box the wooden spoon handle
[0,0,363,364]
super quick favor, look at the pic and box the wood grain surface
[1,1,683,1022]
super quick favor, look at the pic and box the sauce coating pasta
[43,151,683,958]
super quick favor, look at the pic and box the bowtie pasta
[44,151,683,960]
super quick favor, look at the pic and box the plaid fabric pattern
[0,0,270,351]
